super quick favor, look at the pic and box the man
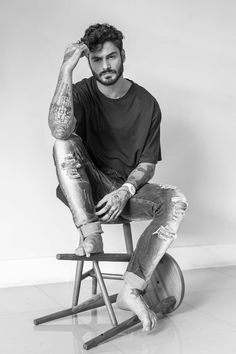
[48,23,187,332]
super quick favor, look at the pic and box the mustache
[100,69,116,76]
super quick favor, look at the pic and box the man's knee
[156,184,188,212]
[151,185,188,223]
[172,188,188,215]
[53,135,83,157]
[152,187,188,239]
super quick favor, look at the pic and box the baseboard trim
[169,243,236,270]
[1,244,236,288]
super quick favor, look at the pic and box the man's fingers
[100,212,114,222]
[65,42,89,59]
[73,42,89,57]
[81,45,89,57]
[95,205,108,216]
[95,202,111,216]
[112,209,122,220]
[95,195,111,212]
[95,196,108,209]
[100,207,118,222]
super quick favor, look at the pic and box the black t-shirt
[73,76,162,184]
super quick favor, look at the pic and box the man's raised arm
[48,42,88,140]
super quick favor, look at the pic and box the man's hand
[62,41,89,73]
[95,187,131,222]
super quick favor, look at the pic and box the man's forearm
[125,162,156,191]
[48,67,76,140]
[48,41,89,139]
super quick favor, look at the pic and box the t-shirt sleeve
[72,83,86,136]
[72,84,84,124]
[139,100,162,164]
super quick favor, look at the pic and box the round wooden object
[143,253,185,313]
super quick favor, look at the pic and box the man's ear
[121,49,126,62]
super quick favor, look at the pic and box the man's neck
[96,77,131,99]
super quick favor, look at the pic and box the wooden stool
[34,222,185,350]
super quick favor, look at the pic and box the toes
[84,245,92,257]
[140,314,151,332]
[151,313,157,330]
[84,242,93,252]
[143,322,151,332]
[148,311,157,331]
[75,246,85,256]
[142,311,157,332]
[83,234,103,254]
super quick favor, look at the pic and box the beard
[90,61,124,86]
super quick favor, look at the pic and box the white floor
[1,266,236,354]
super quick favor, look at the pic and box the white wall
[1,0,236,287]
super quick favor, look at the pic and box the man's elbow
[50,125,74,140]
[50,129,68,140]
[48,116,76,140]
[142,162,156,180]
[149,165,156,179]
[140,162,156,173]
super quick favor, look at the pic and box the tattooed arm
[125,162,156,191]
[48,69,75,139]
[95,162,155,222]
[48,42,89,139]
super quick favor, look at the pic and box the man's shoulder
[73,76,94,92]
[131,81,161,115]
[132,80,159,104]
[72,77,96,104]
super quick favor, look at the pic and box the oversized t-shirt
[72,77,162,184]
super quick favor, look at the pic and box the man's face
[88,41,124,86]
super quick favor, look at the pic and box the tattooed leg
[53,136,103,256]
[116,284,157,332]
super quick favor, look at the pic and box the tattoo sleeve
[125,162,156,190]
[48,68,76,139]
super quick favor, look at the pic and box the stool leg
[93,261,118,327]
[123,223,134,253]
[83,296,176,350]
[91,264,98,317]
[92,274,98,296]
[72,260,84,307]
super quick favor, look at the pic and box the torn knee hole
[152,225,177,241]
[159,183,176,190]
[172,194,188,211]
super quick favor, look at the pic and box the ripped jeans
[53,135,188,291]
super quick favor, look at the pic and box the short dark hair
[81,23,124,53]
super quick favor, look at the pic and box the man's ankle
[80,221,103,238]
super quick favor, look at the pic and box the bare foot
[75,233,103,257]
[116,283,157,332]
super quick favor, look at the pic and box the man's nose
[102,59,111,70]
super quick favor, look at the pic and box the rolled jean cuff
[80,221,103,238]
[123,271,147,291]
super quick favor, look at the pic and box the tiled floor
[1,266,236,354]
